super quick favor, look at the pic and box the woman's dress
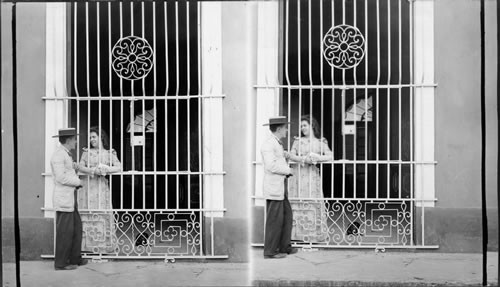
[78,148,121,253]
[288,137,332,243]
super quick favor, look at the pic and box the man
[261,116,298,259]
[51,128,88,270]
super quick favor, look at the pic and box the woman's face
[301,120,311,137]
[89,132,100,148]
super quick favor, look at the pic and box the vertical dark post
[11,1,21,287]
[479,0,487,286]
[0,0,3,283]
[497,0,500,286]
[497,0,500,285]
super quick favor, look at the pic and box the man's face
[277,125,288,139]
[67,136,77,151]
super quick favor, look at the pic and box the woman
[286,115,332,243]
[76,127,121,253]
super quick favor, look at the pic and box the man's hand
[283,151,291,160]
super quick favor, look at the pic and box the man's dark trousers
[264,193,293,256]
[54,190,82,268]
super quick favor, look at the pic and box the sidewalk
[252,248,498,286]
[2,250,498,286]
[2,260,250,287]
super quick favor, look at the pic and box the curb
[252,280,490,287]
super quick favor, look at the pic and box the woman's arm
[309,138,333,163]
[75,151,96,175]
[96,149,122,175]
[106,149,122,174]
[287,139,313,165]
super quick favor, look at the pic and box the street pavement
[2,260,250,287]
[2,249,498,286]
[252,248,498,286]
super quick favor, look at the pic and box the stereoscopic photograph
[1,0,498,286]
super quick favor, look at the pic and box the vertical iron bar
[130,1,135,210]
[130,99,135,210]
[86,2,92,210]
[364,0,368,200]
[74,3,81,155]
[308,0,313,199]
[409,0,414,246]
[376,0,380,199]
[119,2,124,210]
[297,0,302,199]
[284,0,291,156]
[386,0,391,200]
[108,2,114,211]
[353,0,358,199]
[341,89,345,201]
[285,0,290,86]
[284,0,291,184]
[164,1,169,209]
[331,95,334,199]
[285,0,291,157]
[319,0,325,201]
[141,2,146,210]
[330,0,335,199]
[341,0,346,204]
[398,0,402,200]
[153,2,157,210]
[342,0,345,23]
[97,2,103,211]
[175,1,180,210]
[197,0,203,255]
[74,4,83,214]
[187,0,191,210]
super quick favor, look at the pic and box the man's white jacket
[261,134,292,200]
[51,146,82,212]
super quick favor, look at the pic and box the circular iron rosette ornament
[112,36,154,80]
[323,24,365,69]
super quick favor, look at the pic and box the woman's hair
[300,115,321,139]
[89,126,110,150]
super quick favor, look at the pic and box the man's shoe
[78,259,89,266]
[287,248,299,255]
[264,253,287,259]
[55,265,77,271]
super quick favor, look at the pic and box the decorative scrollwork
[111,36,154,80]
[323,24,365,69]
[290,200,413,247]
[82,211,202,257]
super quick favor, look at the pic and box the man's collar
[61,144,71,155]
[271,133,283,146]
